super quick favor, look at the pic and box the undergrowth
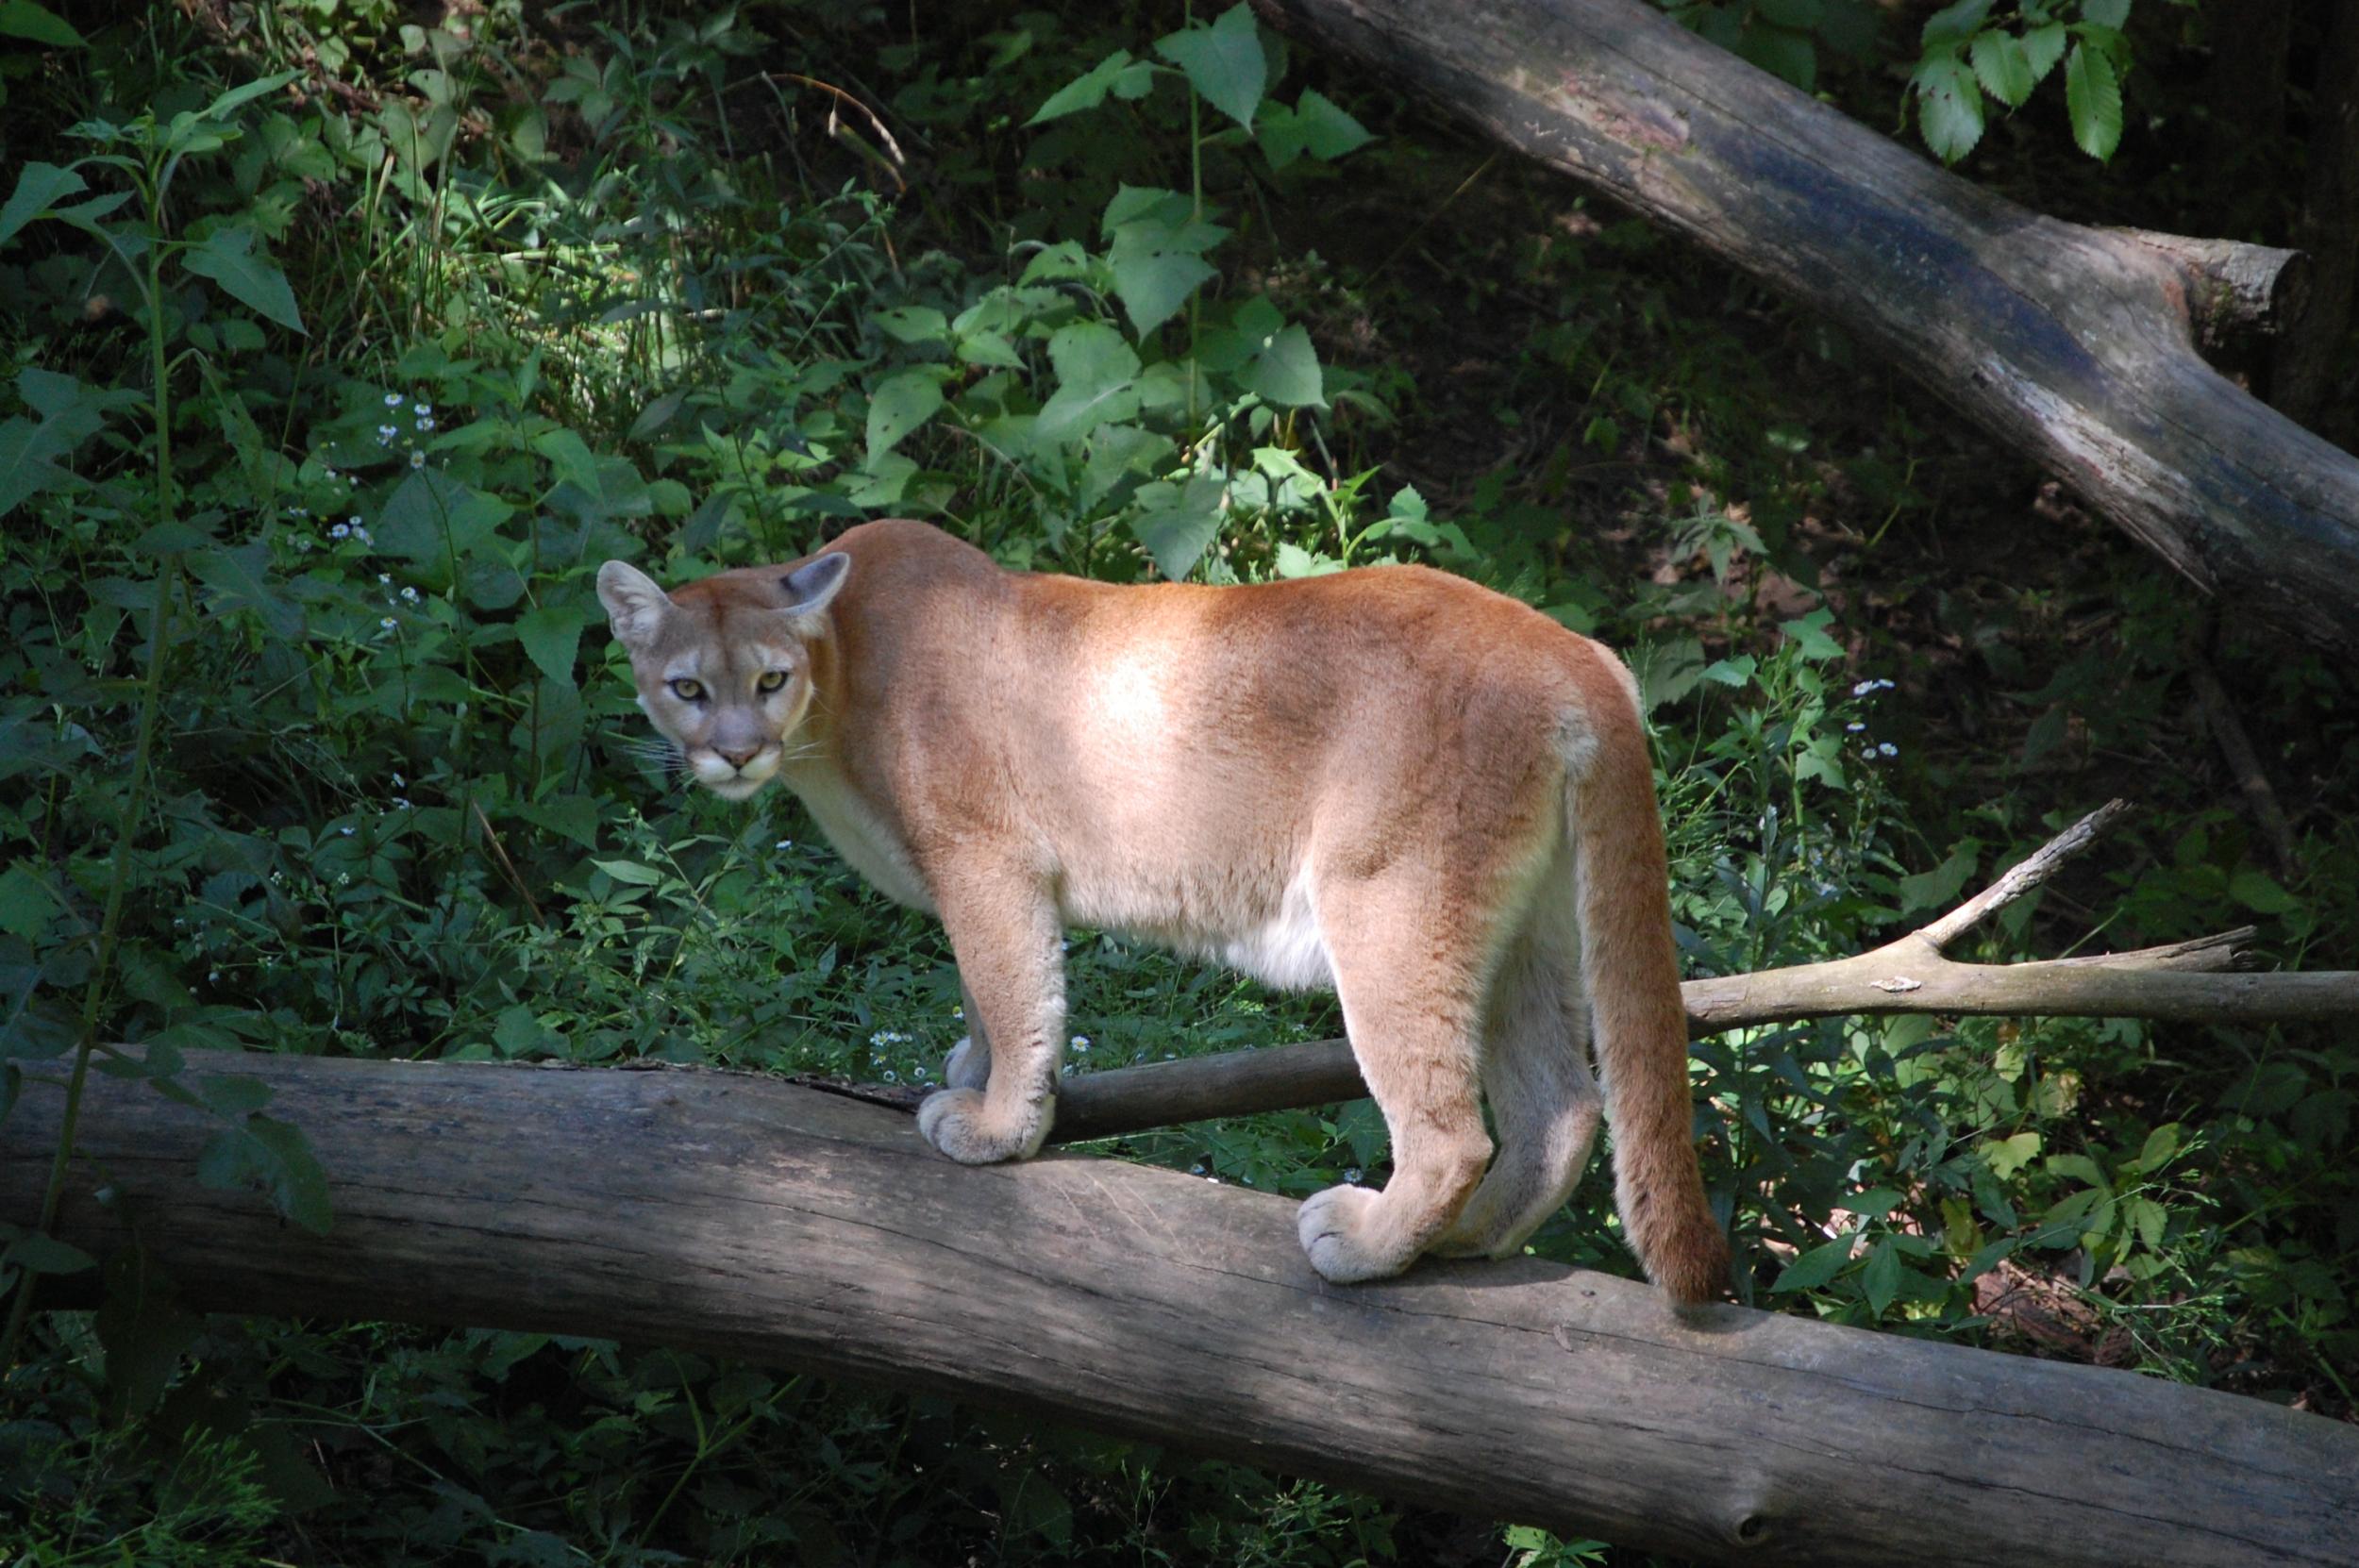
[0,2,2350,1563]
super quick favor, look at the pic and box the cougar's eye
[757,669,789,694]
[667,677,706,702]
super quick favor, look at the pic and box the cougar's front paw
[915,1086,1052,1163]
[942,1035,990,1091]
[1297,1184,1400,1284]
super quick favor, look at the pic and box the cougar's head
[595,553,850,801]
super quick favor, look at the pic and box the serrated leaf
[2065,41,2122,161]
[2017,23,2068,83]
[1109,249,1217,339]
[246,1114,333,1234]
[1983,1130,2042,1178]
[2083,0,2130,27]
[1152,3,1266,131]
[1915,53,1986,163]
[0,160,86,250]
[1778,609,1844,660]
[181,227,304,332]
[1028,49,1138,126]
[864,369,943,462]
[0,0,84,46]
[532,427,602,495]
[517,603,587,684]
[1970,32,2035,108]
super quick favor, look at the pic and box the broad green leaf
[871,305,948,344]
[191,70,301,132]
[1898,841,1979,915]
[1778,609,1843,660]
[246,1114,333,1235]
[517,603,587,684]
[1129,474,1227,581]
[1242,324,1324,407]
[1036,323,1142,444]
[1914,52,1986,163]
[1152,3,1266,130]
[1274,542,1344,578]
[376,468,512,573]
[864,368,944,461]
[2018,23,2068,83]
[0,862,59,939]
[0,416,72,517]
[2,1231,95,1276]
[197,1074,275,1118]
[186,542,303,641]
[1110,248,1217,339]
[1982,1130,2041,1178]
[2065,42,2122,161]
[533,427,602,495]
[0,161,86,250]
[1859,1238,1902,1316]
[0,0,84,46]
[1919,0,1993,47]
[1772,1237,1853,1293]
[181,227,305,332]
[2083,0,2130,27]
[2133,1123,2183,1174]
[2130,1196,2167,1251]
[593,859,665,886]
[2229,867,2300,914]
[1257,89,1374,169]
[1742,23,1817,91]
[1969,31,2035,108]
[1028,49,1140,125]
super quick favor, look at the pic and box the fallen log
[1250,0,2359,654]
[6,1052,2354,1567]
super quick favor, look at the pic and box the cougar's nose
[715,744,760,770]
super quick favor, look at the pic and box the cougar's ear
[597,560,671,650]
[778,551,850,635]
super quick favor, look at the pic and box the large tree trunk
[1251,0,2359,654]
[8,1052,2354,1567]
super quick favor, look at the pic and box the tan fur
[597,520,1728,1301]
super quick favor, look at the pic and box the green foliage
[0,2,2352,1565]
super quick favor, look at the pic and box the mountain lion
[598,519,1727,1302]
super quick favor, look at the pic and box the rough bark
[1251,0,2359,653]
[6,1053,2355,1567]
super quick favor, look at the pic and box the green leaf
[1969,32,2036,108]
[0,0,85,46]
[1028,49,1141,125]
[1109,249,1218,339]
[593,859,665,886]
[1919,0,1993,48]
[1152,3,1267,130]
[1257,89,1374,169]
[1914,52,1986,164]
[246,1114,333,1234]
[1777,608,1843,660]
[2083,0,2130,27]
[2129,1197,2167,1251]
[1859,1238,1902,1316]
[1742,23,1818,92]
[197,1074,275,1118]
[186,542,303,642]
[532,428,602,495]
[1983,1130,2041,1178]
[375,468,512,573]
[0,863,60,940]
[1756,0,1822,26]
[0,416,72,518]
[518,604,587,685]
[0,161,86,250]
[192,70,301,131]
[864,368,943,462]
[1242,324,1325,408]
[2018,23,2068,83]
[2,1231,95,1276]
[871,305,948,344]
[181,227,305,332]
[1898,841,1979,915]
[2064,41,2122,161]
[1036,323,1142,444]
[1129,474,1227,581]
[1772,1237,1853,1293]
[2229,867,2300,915]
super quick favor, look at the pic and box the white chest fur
[782,765,935,913]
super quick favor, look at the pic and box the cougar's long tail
[1568,672,1728,1305]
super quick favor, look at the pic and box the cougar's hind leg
[1437,894,1602,1259]
[915,860,1063,1163]
[1296,872,1493,1283]
[941,981,992,1091]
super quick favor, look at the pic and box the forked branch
[811,801,2358,1143]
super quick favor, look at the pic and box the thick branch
[1251,0,2359,653]
[6,1054,2354,1567]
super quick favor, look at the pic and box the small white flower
[294,537,314,552]
[1345,1167,1364,1184]
[1851,679,1875,697]
[378,574,393,585]
[392,796,411,809]
[330,523,350,540]
[1879,742,1898,757]
[339,826,356,837]
[882,1070,898,1083]
[208,970,221,982]
[414,401,434,416]
[1846,721,1865,732]
[384,392,403,407]
[415,416,436,432]
[379,616,396,629]
[950,1006,964,1020]
[400,586,419,602]
[392,773,405,787]
[1190,1163,1206,1176]
[410,450,426,469]
[1070,1035,1090,1051]
[351,525,370,544]
[1862,746,1878,760]
[377,425,398,442]
[775,838,793,850]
